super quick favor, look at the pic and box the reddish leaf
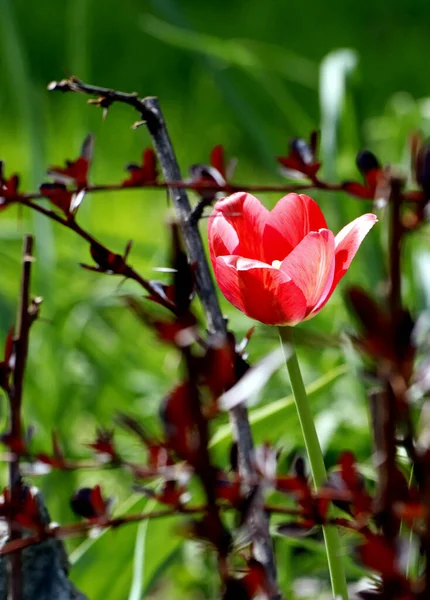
[147,443,172,469]
[1,432,27,455]
[0,164,22,212]
[342,180,375,199]
[126,294,197,347]
[333,451,371,516]
[394,501,425,521]
[215,472,242,506]
[0,171,21,208]
[1,486,43,531]
[71,485,109,520]
[152,318,198,347]
[0,327,14,391]
[359,534,399,578]
[87,429,118,462]
[242,559,268,598]
[276,473,328,522]
[122,148,158,186]
[341,150,384,200]
[143,281,176,309]
[156,480,187,506]
[47,133,93,189]
[86,242,129,275]
[188,145,229,203]
[277,133,321,179]
[201,341,236,401]
[210,145,227,179]
[40,183,74,215]
[161,381,202,464]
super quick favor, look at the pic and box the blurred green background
[0,0,429,598]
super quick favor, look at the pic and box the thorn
[132,120,146,130]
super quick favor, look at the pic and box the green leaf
[210,363,349,453]
[142,15,317,87]
[70,495,149,599]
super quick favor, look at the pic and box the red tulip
[208,192,377,326]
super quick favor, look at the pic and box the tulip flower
[209,191,377,600]
[208,192,377,326]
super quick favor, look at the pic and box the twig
[7,235,34,600]
[0,499,364,559]
[16,198,175,313]
[1,173,424,209]
[49,76,280,598]
[388,177,404,316]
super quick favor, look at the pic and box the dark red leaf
[202,341,236,400]
[88,242,129,275]
[40,183,73,216]
[156,480,186,506]
[277,133,321,179]
[342,180,375,199]
[0,169,21,210]
[71,485,109,520]
[2,486,43,531]
[359,534,399,578]
[356,150,381,175]
[215,472,242,505]
[1,431,27,455]
[147,443,172,469]
[188,145,229,203]
[161,381,202,464]
[242,559,267,597]
[87,429,118,461]
[0,327,14,391]
[47,133,93,189]
[210,145,226,179]
[122,148,158,186]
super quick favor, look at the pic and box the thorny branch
[7,236,34,600]
[48,75,280,597]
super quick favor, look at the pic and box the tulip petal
[208,209,239,261]
[280,229,335,314]
[333,213,378,287]
[308,213,378,316]
[209,192,268,260]
[214,255,307,326]
[263,194,328,264]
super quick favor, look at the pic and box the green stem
[279,326,348,600]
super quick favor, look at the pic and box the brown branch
[0,499,365,559]
[7,235,34,600]
[49,75,280,598]
[16,198,176,314]
[1,175,421,207]
[0,505,205,557]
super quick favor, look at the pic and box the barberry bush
[0,70,429,600]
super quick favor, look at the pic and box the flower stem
[278,326,348,600]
